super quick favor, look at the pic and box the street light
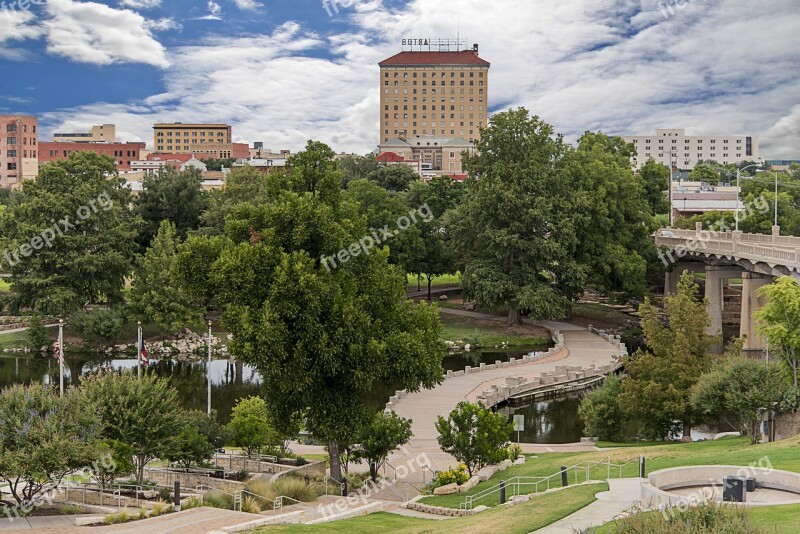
[756,169,783,227]
[735,163,763,231]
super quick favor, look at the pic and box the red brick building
[39,141,147,171]
[0,115,38,188]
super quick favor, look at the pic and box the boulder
[438,295,449,301]
[458,476,480,492]
[433,483,459,495]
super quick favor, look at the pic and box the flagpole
[58,319,64,397]
[137,321,142,380]
[207,320,212,417]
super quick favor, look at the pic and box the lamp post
[735,163,763,231]
[207,320,212,417]
[58,319,64,397]
[668,149,675,227]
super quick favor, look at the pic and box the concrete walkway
[388,314,621,481]
[535,478,643,533]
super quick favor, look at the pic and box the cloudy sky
[0,0,798,157]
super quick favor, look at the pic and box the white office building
[622,129,759,171]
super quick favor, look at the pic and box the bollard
[561,466,568,487]
[640,456,646,478]
[342,479,348,497]
[500,480,506,504]
[173,481,181,512]
[304,474,310,485]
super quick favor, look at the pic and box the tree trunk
[507,304,522,326]
[681,421,692,443]
[417,274,421,292]
[328,440,343,484]
[136,457,145,485]
[427,275,433,302]
[369,462,378,482]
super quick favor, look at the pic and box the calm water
[498,395,586,444]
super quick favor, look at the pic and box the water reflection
[0,355,261,424]
[498,394,585,444]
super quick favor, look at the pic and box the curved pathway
[385,311,623,480]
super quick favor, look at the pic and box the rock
[464,344,471,351]
[433,483,459,495]
[513,456,526,466]
[509,495,530,504]
[438,295,449,301]
[464,302,476,311]
[458,476,480,492]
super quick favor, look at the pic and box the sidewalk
[535,478,643,533]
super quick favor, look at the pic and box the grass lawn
[439,314,551,348]
[256,482,605,534]
[0,279,10,293]
[571,303,634,329]
[421,437,800,509]
[0,330,31,350]
[407,273,461,289]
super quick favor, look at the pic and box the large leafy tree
[0,152,138,315]
[435,401,513,477]
[134,167,209,249]
[178,141,445,482]
[339,153,379,187]
[688,163,721,185]
[691,355,785,443]
[619,273,715,440]
[638,159,670,216]
[81,371,186,484]
[199,166,270,235]
[453,108,584,325]
[226,396,279,457]
[367,164,419,192]
[0,385,100,509]
[757,276,800,387]
[352,411,413,482]
[130,220,202,333]
[566,132,656,300]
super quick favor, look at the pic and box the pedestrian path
[535,478,643,533]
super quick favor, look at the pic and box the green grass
[749,503,800,533]
[0,330,31,350]
[407,273,461,288]
[439,314,551,348]
[420,437,800,509]
[572,303,633,324]
[256,482,605,534]
[0,280,10,293]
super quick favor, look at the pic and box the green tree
[352,411,413,482]
[578,374,626,442]
[689,163,721,185]
[0,385,100,510]
[756,276,800,386]
[185,409,228,449]
[453,108,583,325]
[227,396,278,457]
[81,370,185,484]
[134,167,209,249]
[130,221,202,333]
[184,141,445,482]
[26,313,49,353]
[435,401,514,477]
[619,272,715,440]
[88,439,135,490]
[339,154,379,187]
[0,152,138,315]
[367,164,419,192]
[200,157,235,171]
[165,425,215,468]
[199,166,270,235]
[173,235,229,310]
[69,307,126,349]
[639,159,670,215]
[691,356,785,443]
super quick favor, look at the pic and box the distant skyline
[1,0,798,157]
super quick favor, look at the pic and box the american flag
[54,341,64,364]
[139,337,149,365]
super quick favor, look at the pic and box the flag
[54,342,64,364]
[139,337,149,365]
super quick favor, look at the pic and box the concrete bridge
[655,224,800,352]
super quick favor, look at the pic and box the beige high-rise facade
[154,123,232,154]
[623,128,759,171]
[378,44,490,144]
[53,124,116,143]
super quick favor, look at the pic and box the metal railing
[59,481,144,510]
[459,457,640,510]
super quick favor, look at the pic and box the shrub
[579,374,626,441]
[150,500,171,516]
[58,505,85,515]
[506,444,522,461]
[230,469,250,482]
[182,497,202,510]
[244,479,277,505]
[104,508,131,525]
[26,314,48,352]
[608,502,760,533]
[273,476,318,502]
[202,491,234,510]
[70,307,126,348]
[240,495,263,514]
[433,464,469,488]
[295,456,308,466]
[157,487,172,502]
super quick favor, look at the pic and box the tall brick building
[0,115,38,188]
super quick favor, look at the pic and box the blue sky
[1,0,798,156]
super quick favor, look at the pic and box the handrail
[459,457,641,510]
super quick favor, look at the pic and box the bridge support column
[740,272,771,353]
[665,262,705,296]
[705,266,724,337]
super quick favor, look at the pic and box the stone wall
[775,412,800,441]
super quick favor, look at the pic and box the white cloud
[231,0,261,10]
[0,9,43,60]
[119,0,161,8]
[194,1,223,20]
[41,0,169,67]
[41,0,800,158]
[146,17,182,31]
